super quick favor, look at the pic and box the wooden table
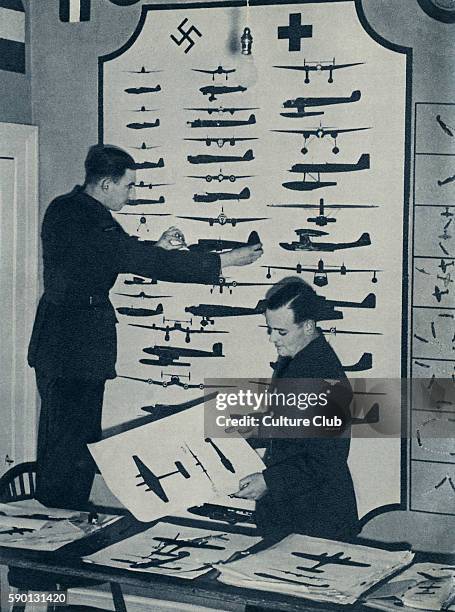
[0,512,450,612]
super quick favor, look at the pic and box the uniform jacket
[28,187,221,379]
[255,333,360,540]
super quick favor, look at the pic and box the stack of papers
[365,562,455,611]
[217,534,414,605]
[85,522,261,579]
[0,500,119,551]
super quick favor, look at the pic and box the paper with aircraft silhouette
[89,405,264,522]
[217,534,413,604]
[84,522,260,579]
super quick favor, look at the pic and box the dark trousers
[35,371,105,509]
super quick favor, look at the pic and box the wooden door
[0,122,38,477]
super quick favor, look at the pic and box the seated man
[234,280,359,541]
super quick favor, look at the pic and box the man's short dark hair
[266,279,321,323]
[84,144,136,185]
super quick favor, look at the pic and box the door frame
[0,122,39,467]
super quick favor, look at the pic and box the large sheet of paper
[364,562,455,611]
[0,500,120,551]
[217,534,414,605]
[89,405,264,522]
[85,522,261,580]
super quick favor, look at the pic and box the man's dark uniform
[28,187,221,508]
[255,333,359,540]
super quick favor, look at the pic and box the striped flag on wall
[0,0,25,74]
[59,0,91,23]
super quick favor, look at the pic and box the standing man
[28,144,262,509]
[234,280,359,540]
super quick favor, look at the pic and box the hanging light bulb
[238,0,258,87]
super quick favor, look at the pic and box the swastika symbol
[170,18,202,54]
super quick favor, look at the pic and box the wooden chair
[0,463,126,612]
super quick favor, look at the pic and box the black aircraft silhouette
[133,455,190,503]
[189,230,260,253]
[193,187,251,203]
[134,181,171,189]
[129,317,228,343]
[282,90,361,118]
[187,114,256,129]
[126,196,165,205]
[280,229,371,252]
[132,106,159,113]
[441,207,454,218]
[292,550,371,572]
[283,175,337,191]
[208,276,274,295]
[120,372,233,391]
[263,258,379,286]
[200,84,246,101]
[193,65,236,80]
[436,114,454,137]
[274,59,364,84]
[272,125,370,154]
[124,67,162,74]
[187,149,254,164]
[134,159,164,169]
[433,285,449,302]
[185,300,267,326]
[267,198,378,226]
[115,291,171,299]
[116,303,163,317]
[125,85,161,94]
[130,142,161,150]
[188,169,253,183]
[0,526,35,536]
[140,342,224,367]
[439,258,454,273]
[126,119,160,129]
[184,136,257,148]
[289,154,370,175]
[185,106,258,115]
[177,207,266,227]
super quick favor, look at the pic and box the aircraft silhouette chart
[125,85,161,94]
[184,136,257,148]
[133,455,190,503]
[272,125,370,154]
[187,149,254,164]
[128,317,229,343]
[124,276,158,286]
[192,65,236,80]
[177,207,267,227]
[185,106,258,115]
[185,300,267,326]
[140,342,224,367]
[292,550,371,572]
[134,159,164,169]
[126,196,165,205]
[188,169,253,183]
[433,285,449,302]
[281,90,361,118]
[189,230,261,253]
[193,187,251,203]
[116,303,164,317]
[262,258,380,286]
[120,372,234,391]
[187,114,256,129]
[274,59,364,84]
[199,84,247,101]
[126,120,160,129]
[280,229,371,252]
[208,276,275,295]
[267,198,378,226]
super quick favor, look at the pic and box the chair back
[0,461,37,502]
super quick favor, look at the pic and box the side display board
[411,102,455,516]
[99,0,409,518]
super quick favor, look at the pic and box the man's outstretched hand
[220,242,263,268]
[155,226,187,250]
